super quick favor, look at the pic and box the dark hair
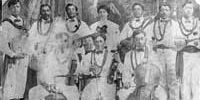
[182,1,193,8]
[132,3,144,11]
[8,0,20,8]
[65,3,78,12]
[97,5,110,14]
[159,2,171,11]
[132,30,145,38]
[40,4,52,13]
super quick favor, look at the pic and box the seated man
[119,30,167,100]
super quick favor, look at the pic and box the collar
[133,46,145,52]
[160,18,170,22]
[9,15,22,22]
[67,17,77,22]
[182,17,193,23]
[132,17,144,22]
[41,18,52,24]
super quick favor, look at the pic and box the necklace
[153,20,169,41]
[37,19,53,36]
[178,17,198,37]
[130,46,148,70]
[91,49,108,76]
[65,18,81,33]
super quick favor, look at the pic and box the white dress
[90,20,120,50]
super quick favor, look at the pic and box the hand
[123,82,131,89]
[50,84,63,94]
[175,39,186,51]
[14,53,26,59]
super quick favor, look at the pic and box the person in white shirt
[118,30,167,100]
[118,3,152,62]
[144,3,181,100]
[175,1,200,100]
[64,3,93,61]
[120,3,152,41]
[28,4,79,100]
[0,0,29,99]
[80,32,122,100]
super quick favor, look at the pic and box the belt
[180,45,200,53]
[153,44,173,51]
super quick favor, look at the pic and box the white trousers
[181,53,200,100]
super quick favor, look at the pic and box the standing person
[176,1,200,100]
[90,4,120,51]
[63,3,92,59]
[118,3,152,62]
[120,3,152,41]
[28,32,79,100]
[28,4,79,100]
[145,3,180,100]
[80,32,121,100]
[0,0,29,100]
[28,4,55,71]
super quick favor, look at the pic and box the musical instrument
[66,59,78,86]
[126,63,164,100]
[107,50,123,90]
[45,93,67,100]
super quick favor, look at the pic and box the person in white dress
[90,4,120,51]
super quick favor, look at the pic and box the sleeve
[80,21,92,37]
[89,23,97,34]
[0,22,15,57]
[144,23,155,48]
[119,23,131,42]
[113,24,121,47]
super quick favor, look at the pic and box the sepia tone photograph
[0,0,200,100]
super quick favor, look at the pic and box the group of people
[0,0,200,100]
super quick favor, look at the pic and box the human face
[40,6,51,20]
[133,5,143,18]
[66,5,77,19]
[98,9,108,20]
[10,2,21,16]
[159,6,171,19]
[94,36,105,51]
[183,3,194,18]
[83,37,94,51]
[135,33,146,48]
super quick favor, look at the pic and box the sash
[2,18,27,31]
[175,46,200,81]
